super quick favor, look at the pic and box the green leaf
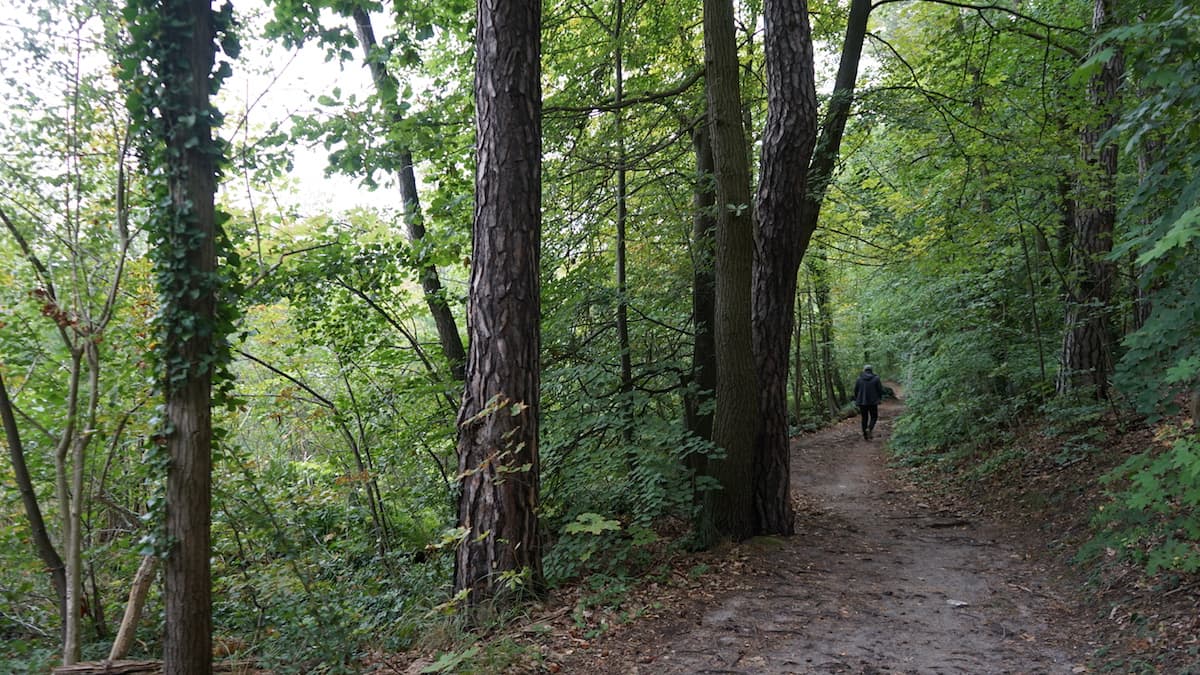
[563,512,621,535]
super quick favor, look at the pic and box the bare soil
[545,394,1096,674]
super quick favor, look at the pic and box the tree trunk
[1058,0,1122,399]
[0,372,68,641]
[55,350,83,664]
[453,0,544,608]
[614,0,635,443]
[1131,135,1161,332]
[804,281,825,416]
[351,8,467,381]
[752,0,818,535]
[686,120,718,445]
[158,2,221,670]
[792,292,804,422]
[813,258,840,419]
[699,0,758,545]
[797,0,870,236]
[109,556,158,661]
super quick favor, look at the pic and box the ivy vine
[118,0,242,553]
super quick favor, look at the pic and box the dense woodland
[1,0,1197,671]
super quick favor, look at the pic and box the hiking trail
[551,391,1095,674]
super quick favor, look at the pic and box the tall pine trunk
[1058,0,1123,399]
[752,0,818,534]
[453,0,544,608]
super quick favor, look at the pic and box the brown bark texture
[752,0,818,535]
[797,0,870,237]
[701,0,759,543]
[1058,0,1122,399]
[162,1,218,670]
[453,0,544,606]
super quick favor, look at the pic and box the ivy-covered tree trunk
[124,0,236,669]
[698,0,758,545]
[1058,0,1123,399]
[163,2,219,667]
[453,0,544,608]
[752,0,817,535]
[351,8,467,382]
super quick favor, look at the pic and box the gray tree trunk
[352,8,467,381]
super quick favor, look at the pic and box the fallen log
[52,659,254,674]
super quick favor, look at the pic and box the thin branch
[331,278,440,378]
[242,241,337,292]
[870,0,1088,40]
[545,68,704,115]
[237,350,337,410]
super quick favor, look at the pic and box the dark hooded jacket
[854,371,884,406]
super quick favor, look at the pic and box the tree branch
[871,0,1088,41]
[545,68,704,115]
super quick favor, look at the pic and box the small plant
[1082,432,1200,575]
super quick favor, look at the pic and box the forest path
[553,393,1096,674]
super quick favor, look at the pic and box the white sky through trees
[0,0,399,220]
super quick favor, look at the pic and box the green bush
[1083,433,1200,575]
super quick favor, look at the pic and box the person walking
[854,365,884,440]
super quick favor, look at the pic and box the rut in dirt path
[563,396,1096,674]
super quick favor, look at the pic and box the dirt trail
[556,394,1095,674]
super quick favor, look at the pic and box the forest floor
[395,390,1199,674]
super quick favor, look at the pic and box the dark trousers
[859,404,879,434]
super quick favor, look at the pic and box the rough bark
[352,8,467,381]
[753,0,818,535]
[699,0,758,545]
[453,0,544,607]
[1057,0,1122,399]
[162,1,219,670]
